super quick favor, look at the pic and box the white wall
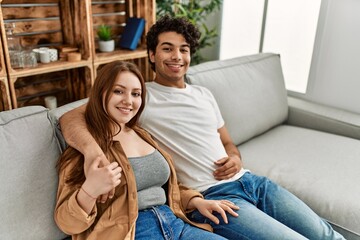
[305,0,360,114]
[219,0,264,59]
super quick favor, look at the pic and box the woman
[54,61,238,240]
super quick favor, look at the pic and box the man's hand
[213,155,242,180]
[84,151,115,203]
[188,197,239,224]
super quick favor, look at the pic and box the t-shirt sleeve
[206,89,225,129]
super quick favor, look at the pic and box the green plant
[156,0,222,65]
[97,24,112,41]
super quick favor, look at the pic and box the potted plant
[97,24,115,52]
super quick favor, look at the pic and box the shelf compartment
[12,66,93,109]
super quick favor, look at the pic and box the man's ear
[149,50,155,63]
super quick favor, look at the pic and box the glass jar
[5,23,23,68]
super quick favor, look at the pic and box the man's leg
[240,173,344,240]
[189,173,344,240]
[189,180,306,240]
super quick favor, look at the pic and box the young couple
[55,15,344,240]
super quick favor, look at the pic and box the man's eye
[181,48,189,53]
[163,47,171,52]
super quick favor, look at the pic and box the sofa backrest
[187,53,288,145]
[0,106,67,240]
[49,98,88,151]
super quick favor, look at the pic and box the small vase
[99,39,115,52]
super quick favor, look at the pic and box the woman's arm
[54,160,97,235]
[179,184,239,225]
[54,157,122,234]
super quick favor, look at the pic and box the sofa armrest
[287,96,360,140]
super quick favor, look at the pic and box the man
[60,15,343,239]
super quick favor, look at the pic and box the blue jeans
[135,205,226,240]
[189,172,344,240]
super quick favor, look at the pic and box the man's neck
[154,78,186,88]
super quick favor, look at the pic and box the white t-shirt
[139,82,247,192]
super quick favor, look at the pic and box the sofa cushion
[187,53,288,145]
[239,125,360,239]
[0,106,67,239]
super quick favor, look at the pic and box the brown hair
[57,61,146,186]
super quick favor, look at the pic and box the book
[119,17,145,50]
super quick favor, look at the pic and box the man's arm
[213,126,242,180]
[59,104,114,201]
[60,104,103,162]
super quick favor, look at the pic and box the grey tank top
[128,149,170,210]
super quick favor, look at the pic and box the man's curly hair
[146,15,201,71]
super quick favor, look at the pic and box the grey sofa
[187,53,360,239]
[0,53,359,239]
[0,100,86,240]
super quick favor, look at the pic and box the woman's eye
[114,89,123,94]
[132,92,141,97]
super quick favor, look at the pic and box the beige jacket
[54,126,212,240]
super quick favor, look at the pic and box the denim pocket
[238,173,258,204]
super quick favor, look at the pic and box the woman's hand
[188,197,239,224]
[84,151,116,202]
[82,157,122,200]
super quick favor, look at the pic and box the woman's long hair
[57,61,146,186]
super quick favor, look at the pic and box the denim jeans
[135,205,226,240]
[189,172,345,240]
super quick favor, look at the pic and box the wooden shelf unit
[0,0,93,109]
[0,0,155,111]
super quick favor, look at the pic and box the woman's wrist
[80,182,99,200]
[80,186,97,200]
[76,185,97,215]
[187,196,203,210]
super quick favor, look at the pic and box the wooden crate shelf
[0,0,155,111]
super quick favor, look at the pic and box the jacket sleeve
[178,183,204,213]
[54,160,97,235]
